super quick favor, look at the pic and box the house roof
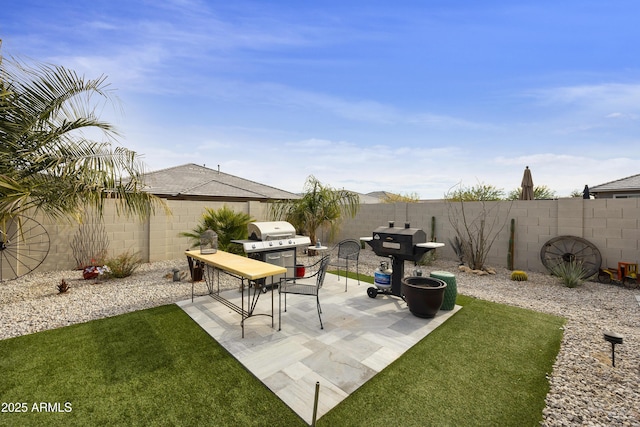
[357,192,383,204]
[141,163,300,201]
[589,173,640,193]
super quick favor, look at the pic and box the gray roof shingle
[590,174,640,192]
[141,163,300,200]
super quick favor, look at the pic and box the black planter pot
[401,276,447,318]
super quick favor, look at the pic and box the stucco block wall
[337,198,640,274]
[13,197,640,277]
[24,198,272,273]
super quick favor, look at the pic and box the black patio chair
[328,239,361,291]
[279,255,330,331]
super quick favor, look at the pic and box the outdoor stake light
[603,331,623,367]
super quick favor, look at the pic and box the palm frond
[0,54,168,221]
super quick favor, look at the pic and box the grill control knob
[279,240,283,245]
[269,241,273,246]
[251,244,256,249]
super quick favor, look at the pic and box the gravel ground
[1,248,639,426]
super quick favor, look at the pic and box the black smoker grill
[365,221,443,298]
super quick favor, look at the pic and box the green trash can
[430,271,457,310]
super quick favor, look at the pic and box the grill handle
[264,233,294,240]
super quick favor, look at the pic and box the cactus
[507,218,515,270]
[510,270,528,281]
[431,216,436,242]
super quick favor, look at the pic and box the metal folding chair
[329,239,361,291]
[279,255,330,330]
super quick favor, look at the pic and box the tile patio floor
[177,273,461,425]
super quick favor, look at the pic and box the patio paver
[177,273,461,424]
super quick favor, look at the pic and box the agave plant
[550,260,590,288]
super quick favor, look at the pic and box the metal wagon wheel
[622,276,639,289]
[540,235,601,279]
[0,215,51,281]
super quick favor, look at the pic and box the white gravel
[1,249,639,426]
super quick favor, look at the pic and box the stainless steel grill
[233,221,311,285]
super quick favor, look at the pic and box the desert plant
[57,279,70,293]
[550,260,588,288]
[507,218,515,270]
[446,183,513,271]
[380,192,421,203]
[416,216,439,267]
[510,270,528,281]
[446,183,505,201]
[506,185,558,200]
[180,205,254,255]
[70,212,110,269]
[417,250,437,267]
[430,216,436,241]
[448,236,465,265]
[105,250,142,278]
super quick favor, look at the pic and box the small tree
[446,184,504,201]
[181,205,254,255]
[445,183,512,270]
[380,192,421,203]
[507,185,557,200]
[269,176,359,245]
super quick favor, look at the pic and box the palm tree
[0,53,167,223]
[269,175,360,245]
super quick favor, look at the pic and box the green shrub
[106,250,143,278]
[418,250,437,266]
[510,270,528,281]
[180,205,254,255]
[550,260,588,288]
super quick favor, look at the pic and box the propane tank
[374,260,392,290]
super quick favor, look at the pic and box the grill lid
[372,222,427,243]
[247,221,297,241]
[367,221,430,261]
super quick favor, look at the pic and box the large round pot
[401,276,447,318]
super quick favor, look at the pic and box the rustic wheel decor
[0,215,50,281]
[540,235,601,279]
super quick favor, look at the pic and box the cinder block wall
[27,199,271,272]
[14,197,640,275]
[336,198,640,274]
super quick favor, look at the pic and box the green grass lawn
[321,294,563,426]
[1,280,564,427]
[0,305,302,427]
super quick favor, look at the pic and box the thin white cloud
[527,83,640,112]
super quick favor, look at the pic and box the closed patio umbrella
[520,166,534,200]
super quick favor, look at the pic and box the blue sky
[3,1,639,198]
